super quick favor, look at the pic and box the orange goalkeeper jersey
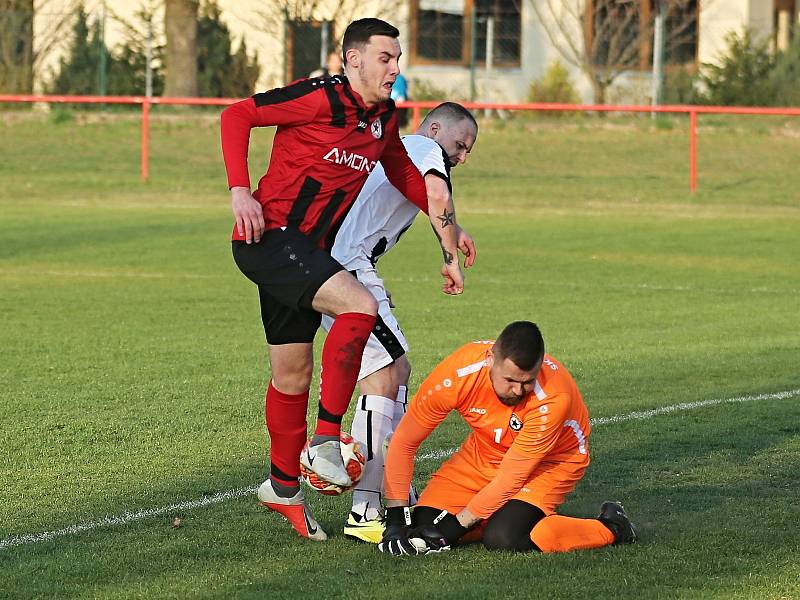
[385,341,590,506]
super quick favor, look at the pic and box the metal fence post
[469,9,476,102]
[141,100,150,182]
[689,110,697,193]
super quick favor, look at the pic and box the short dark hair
[342,18,400,65]
[421,102,478,131]
[493,321,545,371]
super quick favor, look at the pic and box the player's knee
[271,363,313,393]
[482,523,536,553]
[355,292,378,316]
[394,355,411,385]
[482,526,518,552]
[359,369,395,399]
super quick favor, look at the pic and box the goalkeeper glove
[406,523,450,554]
[430,509,468,545]
[377,507,453,556]
[378,506,420,556]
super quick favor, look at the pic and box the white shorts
[321,267,409,381]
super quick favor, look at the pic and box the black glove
[430,509,468,545]
[406,523,451,554]
[378,507,422,556]
[378,527,424,555]
[377,507,455,556]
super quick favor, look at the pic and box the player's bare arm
[425,173,463,295]
[230,186,265,244]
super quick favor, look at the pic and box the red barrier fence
[3,94,800,192]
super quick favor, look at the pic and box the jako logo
[323,148,376,173]
[469,407,487,414]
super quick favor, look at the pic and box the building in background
[24,0,800,102]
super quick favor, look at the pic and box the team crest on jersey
[509,413,523,431]
[370,119,382,139]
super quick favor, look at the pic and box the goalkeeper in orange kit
[378,321,636,555]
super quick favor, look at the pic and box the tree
[196,0,259,97]
[0,0,33,92]
[224,38,260,98]
[256,0,392,36]
[529,0,704,104]
[50,3,165,97]
[1,0,76,93]
[164,0,197,96]
[108,3,165,96]
[50,3,106,94]
[699,30,775,106]
[770,32,800,107]
[255,0,392,83]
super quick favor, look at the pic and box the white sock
[391,385,417,505]
[392,385,408,431]
[350,394,393,520]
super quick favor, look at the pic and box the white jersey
[331,135,451,271]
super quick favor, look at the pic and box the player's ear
[345,48,360,69]
[486,347,495,368]
[429,121,441,137]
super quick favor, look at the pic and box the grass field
[1,109,799,599]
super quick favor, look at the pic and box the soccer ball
[299,433,366,496]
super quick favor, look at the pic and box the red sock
[315,311,376,437]
[265,381,309,486]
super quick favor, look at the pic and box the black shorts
[232,227,344,345]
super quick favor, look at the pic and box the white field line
[0,268,217,280]
[591,388,800,426]
[415,388,800,462]
[1,268,796,296]
[0,487,257,551]
[1,387,798,551]
[391,275,799,296]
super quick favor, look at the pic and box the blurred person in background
[391,72,410,128]
[310,50,344,78]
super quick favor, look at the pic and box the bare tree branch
[254,0,393,39]
[528,0,708,103]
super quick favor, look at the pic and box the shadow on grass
[706,176,758,192]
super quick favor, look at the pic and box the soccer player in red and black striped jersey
[221,18,463,541]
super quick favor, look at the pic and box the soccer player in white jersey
[321,102,479,542]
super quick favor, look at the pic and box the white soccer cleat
[257,479,327,541]
[300,439,353,488]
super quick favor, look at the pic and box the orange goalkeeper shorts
[416,449,589,516]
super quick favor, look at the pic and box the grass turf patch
[1,111,798,599]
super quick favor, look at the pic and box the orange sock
[530,515,615,553]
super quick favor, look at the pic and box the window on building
[664,0,698,65]
[474,0,522,65]
[415,0,465,63]
[287,20,336,82]
[585,0,698,70]
[411,0,521,66]
[589,0,643,69]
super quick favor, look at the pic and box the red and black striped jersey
[221,75,428,249]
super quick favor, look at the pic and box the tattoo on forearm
[431,224,443,244]
[431,223,454,264]
[437,208,456,228]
